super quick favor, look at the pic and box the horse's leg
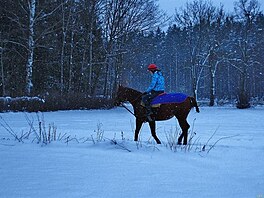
[177,131,184,145]
[148,121,161,144]
[175,113,190,145]
[177,118,190,145]
[134,118,143,141]
[182,119,190,145]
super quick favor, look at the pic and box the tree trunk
[237,71,250,109]
[68,31,74,93]
[88,32,93,96]
[25,0,36,96]
[60,1,72,95]
[209,70,215,106]
[0,46,5,96]
[209,59,221,106]
[60,4,66,95]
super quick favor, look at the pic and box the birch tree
[24,0,36,96]
[25,0,63,95]
[174,0,216,99]
[206,6,227,106]
[2,0,61,96]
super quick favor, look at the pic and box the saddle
[141,93,188,108]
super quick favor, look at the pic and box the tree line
[0,0,263,109]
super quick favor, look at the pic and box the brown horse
[114,86,200,145]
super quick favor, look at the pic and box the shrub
[0,94,114,112]
[0,97,45,112]
[42,93,114,111]
[236,91,250,109]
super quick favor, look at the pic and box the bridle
[118,92,145,117]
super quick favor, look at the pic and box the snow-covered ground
[0,106,263,198]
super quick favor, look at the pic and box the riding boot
[146,105,154,122]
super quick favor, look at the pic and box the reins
[121,103,136,117]
[120,92,145,117]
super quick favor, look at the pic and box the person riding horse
[142,64,165,121]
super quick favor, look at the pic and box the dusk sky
[158,0,264,16]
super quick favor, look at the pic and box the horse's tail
[189,97,200,113]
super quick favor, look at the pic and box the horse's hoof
[155,139,161,144]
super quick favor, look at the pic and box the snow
[0,106,264,198]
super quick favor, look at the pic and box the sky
[158,0,264,16]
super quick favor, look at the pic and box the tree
[232,0,261,108]
[25,0,36,96]
[206,6,227,106]
[0,45,5,96]
[80,0,105,96]
[101,0,164,97]
[174,0,217,100]
[1,0,62,96]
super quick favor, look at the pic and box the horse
[114,85,200,145]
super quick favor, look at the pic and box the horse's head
[114,85,128,106]
[114,85,143,106]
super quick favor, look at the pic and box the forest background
[0,0,263,111]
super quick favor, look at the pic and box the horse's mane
[124,87,142,95]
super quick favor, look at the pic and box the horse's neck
[126,89,141,105]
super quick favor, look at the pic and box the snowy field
[0,106,264,198]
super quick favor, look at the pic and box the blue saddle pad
[151,93,188,105]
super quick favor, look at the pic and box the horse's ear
[119,84,125,90]
[116,84,123,93]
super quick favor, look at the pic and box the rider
[142,64,165,121]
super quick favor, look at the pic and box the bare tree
[87,0,102,96]
[3,1,62,96]
[174,0,217,100]
[232,0,261,108]
[207,6,227,106]
[24,0,36,96]
[101,0,165,97]
[59,0,73,94]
